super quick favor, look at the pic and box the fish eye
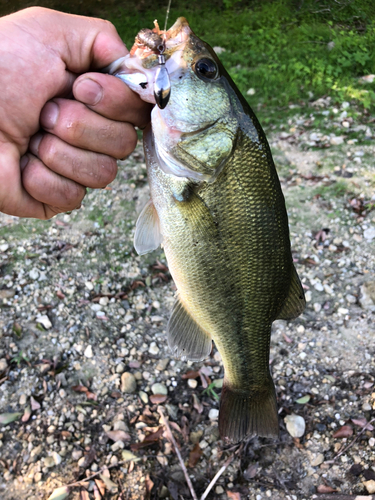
[194,58,218,80]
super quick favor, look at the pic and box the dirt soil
[0,102,375,500]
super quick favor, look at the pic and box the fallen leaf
[192,394,203,414]
[86,392,97,401]
[182,370,200,380]
[71,385,88,393]
[12,322,22,337]
[106,430,130,442]
[188,443,203,467]
[352,418,374,431]
[156,451,168,466]
[80,447,96,469]
[227,492,241,500]
[30,396,41,411]
[317,485,337,493]
[47,487,70,500]
[93,484,101,500]
[99,474,118,494]
[0,412,22,425]
[332,425,353,438]
[94,479,106,496]
[22,406,31,423]
[80,490,90,500]
[56,290,65,300]
[121,450,140,462]
[149,394,167,404]
[131,427,164,451]
[145,474,154,494]
[243,462,259,480]
[295,395,310,404]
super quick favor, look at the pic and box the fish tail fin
[219,376,279,443]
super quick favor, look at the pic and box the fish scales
[110,17,305,442]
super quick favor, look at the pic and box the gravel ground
[0,101,374,500]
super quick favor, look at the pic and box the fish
[107,18,305,442]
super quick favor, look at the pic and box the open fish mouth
[105,18,192,107]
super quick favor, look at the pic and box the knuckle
[39,135,58,166]
[94,156,117,187]
[60,180,85,209]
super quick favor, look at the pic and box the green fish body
[111,18,305,442]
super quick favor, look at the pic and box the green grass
[106,0,375,119]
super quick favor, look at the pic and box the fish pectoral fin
[167,297,212,362]
[277,265,306,320]
[134,199,163,255]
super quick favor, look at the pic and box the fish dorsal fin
[168,296,212,362]
[277,265,306,320]
[134,200,163,255]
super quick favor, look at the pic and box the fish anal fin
[277,265,306,320]
[219,376,279,443]
[134,199,162,255]
[167,297,212,362]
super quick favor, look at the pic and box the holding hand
[0,7,151,219]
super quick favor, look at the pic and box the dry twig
[314,496,374,500]
[158,407,198,500]
[200,453,235,500]
[325,418,375,464]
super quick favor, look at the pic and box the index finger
[73,73,153,129]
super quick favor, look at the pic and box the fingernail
[20,155,29,171]
[29,133,43,156]
[74,78,103,106]
[40,101,59,129]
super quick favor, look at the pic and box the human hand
[0,7,152,219]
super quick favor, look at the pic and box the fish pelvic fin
[134,199,163,255]
[277,265,305,320]
[167,296,212,362]
[219,376,279,443]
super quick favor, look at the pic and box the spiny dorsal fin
[167,296,212,362]
[277,265,305,320]
[134,199,162,255]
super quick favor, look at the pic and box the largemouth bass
[108,18,305,442]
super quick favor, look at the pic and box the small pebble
[19,394,27,405]
[84,345,93,358]
[116,362,126,374]
[99,296,109,306]
[121,372,137,394]
[149,342,159,355]
[151,383,168,395]
[188,379,198,389]
[52,452,62,466]
[36,314,52,330]
[284,414,306,438]
[72,450,83,460]
[208,409,219,420]
[44,456,55,468]
[311,453,324,466]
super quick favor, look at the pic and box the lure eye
[194,58,218,80]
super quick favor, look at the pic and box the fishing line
[164,0,172,32]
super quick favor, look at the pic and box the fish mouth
[106,18,192,105]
